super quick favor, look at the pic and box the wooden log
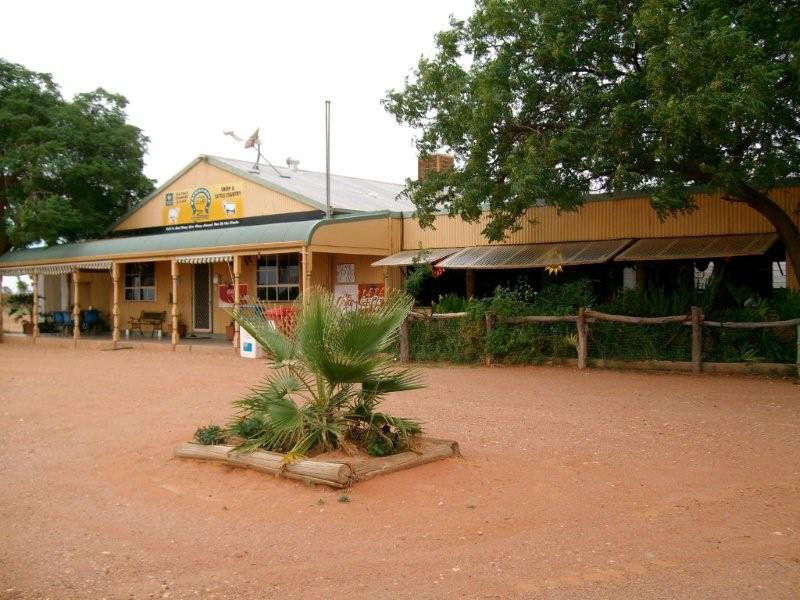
[430,312,467,320]
[691,306,703,374]
[577,307,588,370]
[484,310,497,366]
[700,317,800,329]
[399,317,410,362]
[584,310,688,325]
[175,443,355,487]
[351,439,460,481]
[502,315,578,324]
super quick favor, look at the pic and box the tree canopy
[0,59,154,254]
[385,0,800,273]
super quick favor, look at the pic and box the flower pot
[22,322,34,335]
[225,324,235,341]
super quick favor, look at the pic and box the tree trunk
[725,184,800,287]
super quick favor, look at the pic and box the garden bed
[175,437,460,488]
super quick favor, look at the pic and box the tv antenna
[223,128,289,178]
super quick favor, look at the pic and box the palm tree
[228,289,423,459]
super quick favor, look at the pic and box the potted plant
[6,281,37,335]
[225,319,235,341]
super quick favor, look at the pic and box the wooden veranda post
[232,255,241,352]
[301,247,313,300]
[31,270,40,342]
[484,310,496,366]
[577,307,588,370]
[72,269,80,347]
[691,306,703,374]
[171,259,179,351]
[399,316,410,362]
[111,262,120,348]
[796,324,799,379]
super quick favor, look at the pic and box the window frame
[256,253,301,302]
[123,262,157,302]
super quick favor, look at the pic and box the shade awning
[175,254,233,264]
[371,248,462,267]
[614,234,778,262]
[0,261,112,276]
[436,239,632,269]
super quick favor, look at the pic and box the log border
[175,437,460,488]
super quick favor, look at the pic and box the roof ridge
[208,154,406,187]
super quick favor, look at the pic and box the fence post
[399,316,410,363]
[484,310,496,366]
[691,306,703,374]
[577,307,588,369]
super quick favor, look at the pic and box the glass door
[192,263,212,332]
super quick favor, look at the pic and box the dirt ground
[1,344,799,599]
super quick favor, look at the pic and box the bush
[401,279,799,366]
[194,424,226,445]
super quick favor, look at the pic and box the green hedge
[401,281,799,366]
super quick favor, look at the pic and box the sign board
[218,283,248,307]
[162,183,243,230]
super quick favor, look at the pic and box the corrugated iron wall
[402,187,800,249]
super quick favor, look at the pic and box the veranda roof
[614,234,778,262]
[0,214,383,272]
[371,248,462,267]
[0,261,112,276]
[436,239,632,269]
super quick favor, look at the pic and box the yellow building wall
[402,187,800,248]
[114,159,315,232]
[310,218,394,254]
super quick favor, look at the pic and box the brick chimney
[418,153,454,180]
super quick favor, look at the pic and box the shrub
[228,290,423,458]
[194,424,226,445]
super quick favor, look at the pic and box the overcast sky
[1,0,474,187]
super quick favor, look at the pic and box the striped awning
[437,239,632,269]
[0,261,112,276]
[614,234,778,262]
[174,254,233,264]
[372,248,462,267]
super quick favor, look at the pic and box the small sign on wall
[336,263,355,284]
[218,283,248,307]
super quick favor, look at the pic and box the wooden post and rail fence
[398,307,800,377]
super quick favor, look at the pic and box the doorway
[192,263,212,332]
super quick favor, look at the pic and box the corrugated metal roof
[208,156,415,213]
[371,248,462,267]
[0,219,323,267]
[437,240,632,269]
[614,234,778,262]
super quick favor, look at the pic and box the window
[257,253,300,301]
[772,261,787,289]
[124,262,156,301]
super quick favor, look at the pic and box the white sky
[1,0,474,187]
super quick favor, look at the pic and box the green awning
[0,214,387,271]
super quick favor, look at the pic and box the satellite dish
[222,127,290,178]
[286,157,300,171]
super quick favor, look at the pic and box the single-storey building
[1,153,798,349]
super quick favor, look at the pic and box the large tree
[385,0,800,276]
[0,59,154,254]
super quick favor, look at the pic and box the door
[192,263,212,332]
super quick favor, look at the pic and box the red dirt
[1,343,799,599]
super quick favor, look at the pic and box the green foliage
[404,279,799,365]
[227,290,423,458]
[432,293,468,314]
[194,425,226,446]
[0,59,154,253]
[5,291,34,322]
[384,0,800,266]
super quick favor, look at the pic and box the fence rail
[398,307,800,377]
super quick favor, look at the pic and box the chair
[53,311,73,336]
[129,311,167,337]
[82,309,101,335]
